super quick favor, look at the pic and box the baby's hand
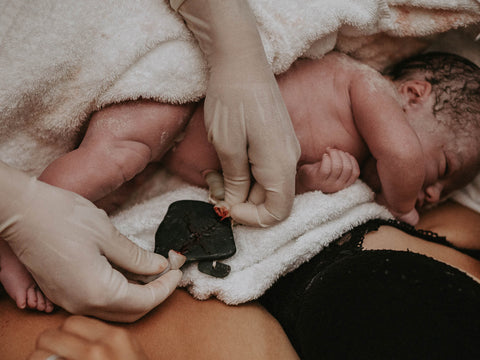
[296,148,360,194]
[376,193,420,226]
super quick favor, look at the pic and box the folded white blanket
[111,176,391,304]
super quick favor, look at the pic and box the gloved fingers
[125,250,186,284]
[167,249,186,270]
[203,170,225,202]
[230,180,294,227]
[101,229,170,276]
[204,95,251,207]
[229,202,264,227]
[230,202,281,228]
[219,158,251,208]
[246,182,266,205]
[89,269,183,322]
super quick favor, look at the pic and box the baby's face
[415,141,478,209]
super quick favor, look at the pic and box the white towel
[111,174,391,304]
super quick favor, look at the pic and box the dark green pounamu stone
[155,200,236,263]
[198,261,231,278]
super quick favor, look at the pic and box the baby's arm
[350,73,424,224]
[296,148,360,194]
[39,101,193,202]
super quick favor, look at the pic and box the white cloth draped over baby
[1,0,479,304]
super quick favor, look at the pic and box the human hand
[27,315,148,360]
[296,148,360,194]
[0,162,185,322]
[395,208,420,226]
[177,0,300,227]
[375,192,420,226]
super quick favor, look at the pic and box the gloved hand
[375,192,420,226]
[174,0,301,227]
[0,161,185,322]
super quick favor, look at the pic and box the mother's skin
[1,201,479,359]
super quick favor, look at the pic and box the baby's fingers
[334,150,360,186]
[321,149,341,180]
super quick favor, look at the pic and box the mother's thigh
[0,289,298,360]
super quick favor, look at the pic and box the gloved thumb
[102,229,170,276]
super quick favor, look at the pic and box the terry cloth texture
[111,179,392,304]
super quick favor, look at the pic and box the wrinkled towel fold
[112,178,391,304]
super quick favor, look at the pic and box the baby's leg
[39,100,195,203]
[162,102,222,188]
[0,240,54,312]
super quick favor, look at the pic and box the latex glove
[28,316,148,360]
[175,0,301,227]
[0,161,185,322]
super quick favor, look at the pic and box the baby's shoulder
[324,52,377,75]
[322,52,387,91]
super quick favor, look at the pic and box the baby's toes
[35,288,47,312]
[26,285,38,309]
[44,298,55,313]
[14,291,28,310]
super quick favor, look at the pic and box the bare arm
[350,72,425,220]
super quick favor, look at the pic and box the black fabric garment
[259,219,480,359]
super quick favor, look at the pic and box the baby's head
[388,52,480,207]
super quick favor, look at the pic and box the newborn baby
[1,51,479,311]
[164,52,480,224]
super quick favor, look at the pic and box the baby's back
[165,52,390,192]
[278,52,382,167]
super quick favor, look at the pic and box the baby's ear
[399,80,432,106]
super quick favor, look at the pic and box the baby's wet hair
[387,52,480,138]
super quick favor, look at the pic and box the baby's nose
[424,183,442,204]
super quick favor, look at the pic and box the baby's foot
[0,252,55,313]
[24,283,55,313]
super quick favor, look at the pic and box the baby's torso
[165,53,383,190]
[278,53,372,167]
